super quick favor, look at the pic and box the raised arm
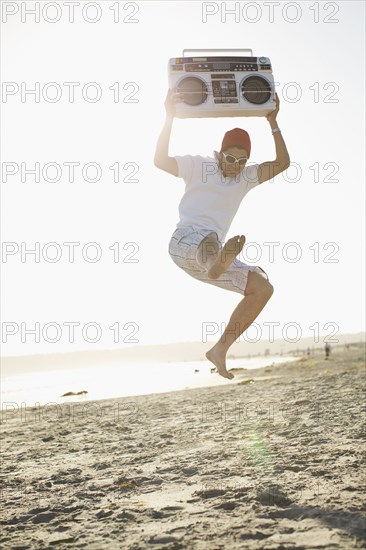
[154,89,179,177]
[257,93,291,184]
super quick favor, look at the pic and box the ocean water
[1,356,297,409]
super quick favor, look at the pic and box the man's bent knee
[244,270,274,298]
[263,280,274,299]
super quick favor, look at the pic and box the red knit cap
[220,128,251,156]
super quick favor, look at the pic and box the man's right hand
[164,88,180,119]
[154,89,179,175]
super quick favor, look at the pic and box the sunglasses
[221,152,248,166]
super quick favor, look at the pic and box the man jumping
[154,90,290,380]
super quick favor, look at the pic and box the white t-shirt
[173,152,261,242]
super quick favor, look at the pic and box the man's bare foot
[196,233,220,269]
[207,235,245,279]
[206,348,234,380]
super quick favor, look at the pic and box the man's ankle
[212,342,229,355]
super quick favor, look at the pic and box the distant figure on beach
[325,343,331,359]
[154,90,290,380]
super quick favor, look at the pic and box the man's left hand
[266,93,280,125]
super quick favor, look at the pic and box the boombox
[168,49,276,118]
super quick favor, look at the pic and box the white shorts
[168,225,268,295]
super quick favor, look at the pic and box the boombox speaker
[168,48,276,118]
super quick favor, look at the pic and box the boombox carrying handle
[182,48,254,57]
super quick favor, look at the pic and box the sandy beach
[1,344,365,549]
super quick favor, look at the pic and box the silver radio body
[168,51,276,118]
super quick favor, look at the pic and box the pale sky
[1,1,365,356]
